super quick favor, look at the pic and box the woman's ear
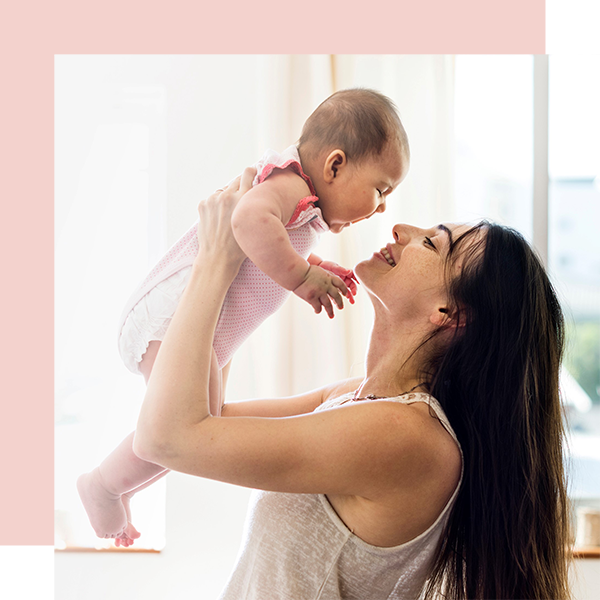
[323,149,347,183]
[430,306,465,328]
[430,307,448,327]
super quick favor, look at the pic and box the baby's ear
[323,149,347,182]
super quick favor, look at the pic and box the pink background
[1,0,544,545]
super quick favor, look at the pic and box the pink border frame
[1,0,544,546]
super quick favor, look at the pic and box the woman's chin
[355,252,386,281]
[353,259,370,283]
[353,258,380,292]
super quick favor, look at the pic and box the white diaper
[118,266,193,374]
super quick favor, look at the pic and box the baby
[77,88,410,546]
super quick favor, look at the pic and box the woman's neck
[356,314,432,399]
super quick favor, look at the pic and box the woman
[134,168,572,599]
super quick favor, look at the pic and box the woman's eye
[424,236,436,249]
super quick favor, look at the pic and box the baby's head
[298,88,409,233]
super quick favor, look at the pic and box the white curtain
[226,55,456,401]
[56,52,455,410]
[55,53,456,594]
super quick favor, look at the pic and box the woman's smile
[373,245,397,268]
[382,244,397,267]
[374,250,392,265]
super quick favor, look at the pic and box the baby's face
[319,144,408,234]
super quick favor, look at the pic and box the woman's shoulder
[406,399,462,474]
[384,396,462,475]
[319,377,364,405]
[324,397,462,545]
[349,395,462,499]
[317,387,461,488]
[368,400,462,529]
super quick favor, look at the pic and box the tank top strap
[388,392,459,446]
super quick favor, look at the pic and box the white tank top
[219,392,463,600]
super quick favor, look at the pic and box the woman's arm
[221,377,363,418]
[134,171,252,459]
[134,172,446,501]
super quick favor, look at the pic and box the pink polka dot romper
[117,145,329,374]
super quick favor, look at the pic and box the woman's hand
[194,167,257,271]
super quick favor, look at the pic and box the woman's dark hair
[421,221,572,600]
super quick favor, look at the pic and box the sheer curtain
[55,54,455,596]
[227,55,456,403]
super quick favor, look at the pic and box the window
[548,56,600,523]
[455,55,600,549]
[454,55,533,237]
[55,58,167,550]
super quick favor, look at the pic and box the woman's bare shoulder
[402,400,462,494]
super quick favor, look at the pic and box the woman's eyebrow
[436,224,454,246]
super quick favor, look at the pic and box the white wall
[572,559,600,600]
[56,474,251,600]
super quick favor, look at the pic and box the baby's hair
[298,88,409,164]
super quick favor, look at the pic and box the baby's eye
[377,189,383,197]
[424,236,436,249]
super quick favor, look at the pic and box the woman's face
[355,222,477,322]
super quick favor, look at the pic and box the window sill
[55,547,598,557]
[573,547,600,559]
[55,547,160,553]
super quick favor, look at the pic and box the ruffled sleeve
[256,160,327,233]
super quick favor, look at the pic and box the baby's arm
[231,170,349,317]
[231,169,313,290]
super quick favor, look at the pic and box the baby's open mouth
[381,248,396,267]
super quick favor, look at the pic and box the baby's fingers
[319,294,335,319]
[330,275,348,300]
[311,300,322,315]
[327,285,345,312]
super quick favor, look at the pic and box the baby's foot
[114,522,141,548]
[77,468,127,538]
[113,491,141,547]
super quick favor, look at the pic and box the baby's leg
[77,430,167,538]
[77,341,165,538]
[114,344,223,546]
[78,341,223,539]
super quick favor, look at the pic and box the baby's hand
[318,261,359,304]
[293,265,349,319]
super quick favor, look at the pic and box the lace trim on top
[256,159,328,232]
[315,392,459,447]
[257,158,317,195]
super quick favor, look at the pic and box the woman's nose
[392,224,412,245]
